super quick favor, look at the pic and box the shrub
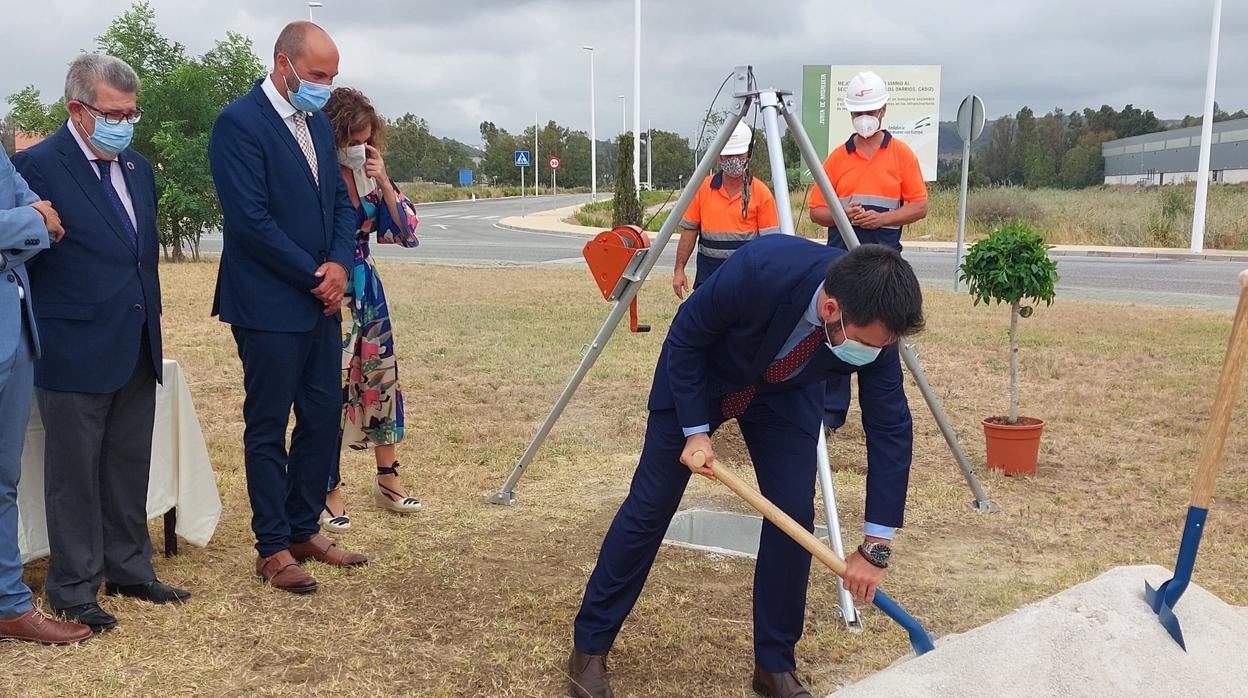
[967,187,1043,228]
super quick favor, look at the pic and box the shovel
[692,451,935,656]
[1145,269,1248,650]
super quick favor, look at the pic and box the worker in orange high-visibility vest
[809,70,928,252]
[809,70,928,432]
[672,121,780,299]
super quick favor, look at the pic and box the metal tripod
[489,69,996,627]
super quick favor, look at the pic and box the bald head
[273,21,335,62]
[271,21,340,101]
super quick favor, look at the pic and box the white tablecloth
[17,359,222,562]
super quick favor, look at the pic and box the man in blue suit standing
[13,54,189,633]
[568,236,925,698]
[209,21,366,593]
[0,150,92,644]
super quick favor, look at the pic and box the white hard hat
[720,121,753,156]
[843,71,889,112]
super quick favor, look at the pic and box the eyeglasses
[78,101,143,125]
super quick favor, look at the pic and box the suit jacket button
[5,274,13,283]
[133,303,143,311]
[138,261,143,269]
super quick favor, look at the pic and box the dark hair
[823,244,925,337]
[323,88,385,150]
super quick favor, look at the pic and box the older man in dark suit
[13,54,188,634]
[208,21,366,593]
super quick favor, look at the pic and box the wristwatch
[858,541,892,569]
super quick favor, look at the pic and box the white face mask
[337,144,367,170]
[852,114,881,139]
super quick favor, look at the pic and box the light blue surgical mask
[283,58,332,112]
[825,315,883,366]
[88,116,134,156]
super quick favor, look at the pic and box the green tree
[613,132,641,226]
[978,115,1018,185]
[648,130,691,188]
[5,86,65,136]
[479,120,521,185]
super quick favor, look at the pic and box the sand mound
[830,565,1248,697]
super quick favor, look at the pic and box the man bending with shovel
[568,235,925,698]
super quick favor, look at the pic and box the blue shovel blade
[872,589,936,655]
[1143,505,1207,651]
[1144,579,1187,651]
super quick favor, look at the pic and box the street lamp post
[632,0,641,194]
[617,95,626,136]
[307,1,323,21]
[583,46,597,201]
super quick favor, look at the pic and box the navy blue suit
[13,125,165,608]
[13,126,162,393]
[574,235,913,672]
[209,79,356,557]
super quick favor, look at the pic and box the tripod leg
[817,428,862,631]
[488,95,757,505]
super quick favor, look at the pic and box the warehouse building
[1102,117,1248,185]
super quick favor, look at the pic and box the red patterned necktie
[720,326,825,419]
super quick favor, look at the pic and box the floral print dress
[339,187,419,453]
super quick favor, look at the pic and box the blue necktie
[96,159,138,248]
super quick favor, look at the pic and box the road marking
[432,224,450,230]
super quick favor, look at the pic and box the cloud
[3,0,1245,145]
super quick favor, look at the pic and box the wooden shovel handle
[1191,270,1248,508]
[692,451,849,577]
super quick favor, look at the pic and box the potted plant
[958,222,1059,476]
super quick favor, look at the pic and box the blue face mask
[283,58,332,112]
[87,115,134,156]
[825,315,883,366]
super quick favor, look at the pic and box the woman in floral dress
[320,88,422,531]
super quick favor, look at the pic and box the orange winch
[583,225,652,332]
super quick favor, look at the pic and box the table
[17,359,222,563]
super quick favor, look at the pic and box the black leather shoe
[105,579,191,605]
[55,602,118,634]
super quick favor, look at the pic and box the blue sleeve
[208,110,320,289]
[856,343,913,528]
[664,249,752,431]
[0,151,48,253]
[327,163,356,271]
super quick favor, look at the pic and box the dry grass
[4,260,1246,696]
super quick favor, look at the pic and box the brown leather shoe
[256,550,318,594]
[289,533,368,567]
[0,608,92,645]
[568,649,613,698]
[752,666,812,698]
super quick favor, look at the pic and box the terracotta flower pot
[982,417,1045,476]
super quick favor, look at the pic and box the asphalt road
[198,194,1243,311]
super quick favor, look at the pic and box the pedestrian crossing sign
[514,150,531,167]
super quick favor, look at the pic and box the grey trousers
[37,354,157,609]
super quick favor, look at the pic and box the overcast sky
[3,0,1245,145]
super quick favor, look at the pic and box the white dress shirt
[67,119,137,230]
[261,75,303,139]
